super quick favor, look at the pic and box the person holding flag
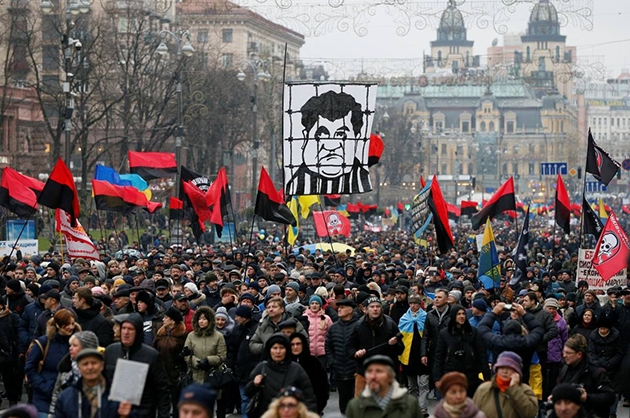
[478,220,501,290]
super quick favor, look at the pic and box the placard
[577,248,627,290]
[0,240,38,256]
[108,358,149,406]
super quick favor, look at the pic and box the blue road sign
[585,182,607,193]
[622,159,630,171]
[540,162,568,176]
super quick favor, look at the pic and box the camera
[504,304,513,311]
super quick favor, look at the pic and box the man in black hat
[326,298,359,414]
[550,384,586,418]
[389,286,409,324]
[178,383,216,418]
[155,279,172,304]
[228,305,259,416]
[35,289,62,338]
[173,292,195,333]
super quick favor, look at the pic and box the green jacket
[472,379,539,418]
[346,381,420,418]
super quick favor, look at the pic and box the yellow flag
[288,197,300,245]
[598,197,608,220]
[298,195,321,219]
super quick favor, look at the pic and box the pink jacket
[303,308,333,357]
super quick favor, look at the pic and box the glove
[180,347,192,358]
[197,358,211,371]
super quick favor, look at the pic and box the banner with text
[577,248,627,290]
[0,240,38,256]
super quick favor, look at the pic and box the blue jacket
[18,300,44,353]
[54,377,123,418]
[24,327,71,413]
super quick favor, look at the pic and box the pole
[59,233,64,264]
[578,166,588,247]
[247,214,256,257]
[318,202,340,269]
[135,212,141,250]
[4,209,35,266]
[63,11,72,163]
[251,77,259,201]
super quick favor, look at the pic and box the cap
[173,292,188,302]
[336,298,356,308]
[408,294,422,304]
[178,383,216,414]
[235,305,253,319]
[363,354,394,369]
[75,348,104,363]
[42,290,61,301]
[551,384,582,405]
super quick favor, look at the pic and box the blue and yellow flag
[398,308,427,366]
[598,197,608,222]
[298,195,320,219]
[478,219,501,289]
[287,197,300,245]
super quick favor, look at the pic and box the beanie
[215,306,229,320]
[165,306,184,323]
[493,351,523,376]
[472,299,488,312]
[73,331,99,350]
[286,282,299,294]
[235,305,253,319]
[266,285,281,296]
[6,279,21,293]
[552,384,582,405]
[436,372,468,395]
[309,295,322,306]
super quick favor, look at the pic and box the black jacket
[588,327,623,391]
[423,305,451,359]
[433,306,489,383]
[389,300,409,324]
[325,315,359,380]
[349,314,404,375]
[615,303,630,350]
[7,290,29,317]
[558,359,615,418]
[227,318,259,383]
[526,304,558,353]
[75,301,113,347]
[104,313,171,418]
[292,333,329,414]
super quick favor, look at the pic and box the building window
[612,118,615,127]
[197,30,208,43]
[441,164,447,174]
[480,121,486,132]
[222,29,233,43]
[489,121,495,132]
[435,121,443,132]
[43,45,58,71]
[555,46,560,61]
[538,57,545,72]
[441,144,447,155]
[526,46,530,62]
[462,121,469,133]
[221,53,233,68]
[507,121,515,133]
[529,162,534,175]
[118,16,127,33]
[438,50,442,63]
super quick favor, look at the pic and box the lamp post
[237,57,270,199]
[41,0,91,164]
[156,29,194,201]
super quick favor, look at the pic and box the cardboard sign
[577,248,627,290]
[109,359,149,406]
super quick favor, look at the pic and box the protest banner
[577,248,627,290]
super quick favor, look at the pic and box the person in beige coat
[184,306,227,384]
[472,351,538,418]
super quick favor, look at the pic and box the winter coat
[526,304,558,353]
[303,308,332,357]
[152,322,187,386]
[139,309,164,346]
[103,313,171,418]
[349,314,404,375]
[472,378,538,418]
[432,398,487,418]
[477,312,543,383]
[588,328,623,392]
[249,311,308,356]
[291,333,329,413]
[547,314,568,363]
[0,308,19,359]
[227,318,259,383]
[7,289,30,316]
[433,306,490,386]
[183,306,227,383]
[75,301,113,347]
[18,299,44,353]
[615,302,630,349]
[54,376,121,418]
[389,300,409,324]
[345,380,420,418]
[325,315,359,380]
[60,287,74,309]
[24,319,77,413]
[423,305,451,359]
[557,358,615,418]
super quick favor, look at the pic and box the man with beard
[389,286,409,324]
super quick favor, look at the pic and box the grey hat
[73,330,99,349]
[75,348,103,363]
[286,282,299,293]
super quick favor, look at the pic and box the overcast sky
[286,0,630,78]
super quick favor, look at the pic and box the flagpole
[246,214,256,257]
[135,213,141,250]
[2,208,36,270]
[59,233,64,264]
[579,130,591,247]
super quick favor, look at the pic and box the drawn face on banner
[300,91,365,178]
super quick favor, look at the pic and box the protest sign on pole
[577,248,627,290]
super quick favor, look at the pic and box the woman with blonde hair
[261,387,319,418]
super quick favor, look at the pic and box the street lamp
[237,57,270,197]
[41,0,91,164]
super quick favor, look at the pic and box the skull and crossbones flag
[586,130,620,186]
[313,210,351,237]
[283,83,378,196]
[592,211,630,281]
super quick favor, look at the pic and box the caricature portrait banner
[283,83,378,196]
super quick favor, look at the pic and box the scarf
[496,375,511,393]
[398,308,427,366]
[82,375,106,418]
[442,400,467,418]
[372,385,393,410]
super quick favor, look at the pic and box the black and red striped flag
[555,174,571,234]
[324,195,341,207]
[182,181,212,232]
[460,201,478,218]
[128,151,177,181]
[254,167,296,225]
[429,176,454,253]
[346,203,360,219]
[38,159,80,226]
[471,177,516,230]
[169,197,184,220]
[0,168,44,217]
[446,203,460,221]
[206,167,231,237]
[368,133,384,167]
[92,180,162,214]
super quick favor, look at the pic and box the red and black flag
[586,130,620,186]
[346,203,360,219]
[254,167,296,226]
[324,195,341,207]
[397,202,405,213]
[368,133,384,167]
[0,168,44,217]
[182,181,212,232]
[460,201,478,218]
[92,180,162,214]
[38,159,80,226]
[446,203,460,221]
[429,176,454,253]
[582,196,604,239]
[206,167,231,237]
[555,175,571,234]
[128,151,177,181]
[471,177,516,230]
[169,197,184,220]
[516,202,526,213]
[570,203,582,217]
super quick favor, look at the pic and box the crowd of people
[0,215,628,418]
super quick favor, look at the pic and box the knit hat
[113,278,126,287]
[266,285,281,296]
[309,295,322,306]
[136,290,153,306]
[493,351,523,376]
[472,299,488,312]
[240,293,257,304]
[365,296,381,307]
[215,306,229,320]
[165,306,183,323]
[551,384,582,405]
[436,371,468,395]
[286,282,299,294]
[543,298,559,309]
[6,279,21,293]
[184,282,198,295]
[235,306,253,319]
[178,383,216,414]
[449,290,462,302]
[73,331,99,350]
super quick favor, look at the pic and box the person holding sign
[54,348,131,417]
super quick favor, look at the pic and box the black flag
[582,196,604,239]
[586,130,620,186]
[511,206,530,284]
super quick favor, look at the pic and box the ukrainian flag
[298,195,320,219]
[478,219,501,289]
[288,197,300,245]
[398,309,427,366]
[598,197,608,222]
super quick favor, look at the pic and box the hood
[289,332,312,362]
[122,312,144,350]
[503,319,523,335]
[76,300,102,320]
[192,306,216,336]
[447,304,472,334]
[264,333,291,364]
[92,261,107,279]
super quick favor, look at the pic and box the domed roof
[437,0,467,41]
[529,0,558,24]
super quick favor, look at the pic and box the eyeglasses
[279,402,298,410]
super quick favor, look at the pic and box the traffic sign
[585,182,607,192]
[540,162,568,176]
[622,159,630,171]
[569,168,577,177]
